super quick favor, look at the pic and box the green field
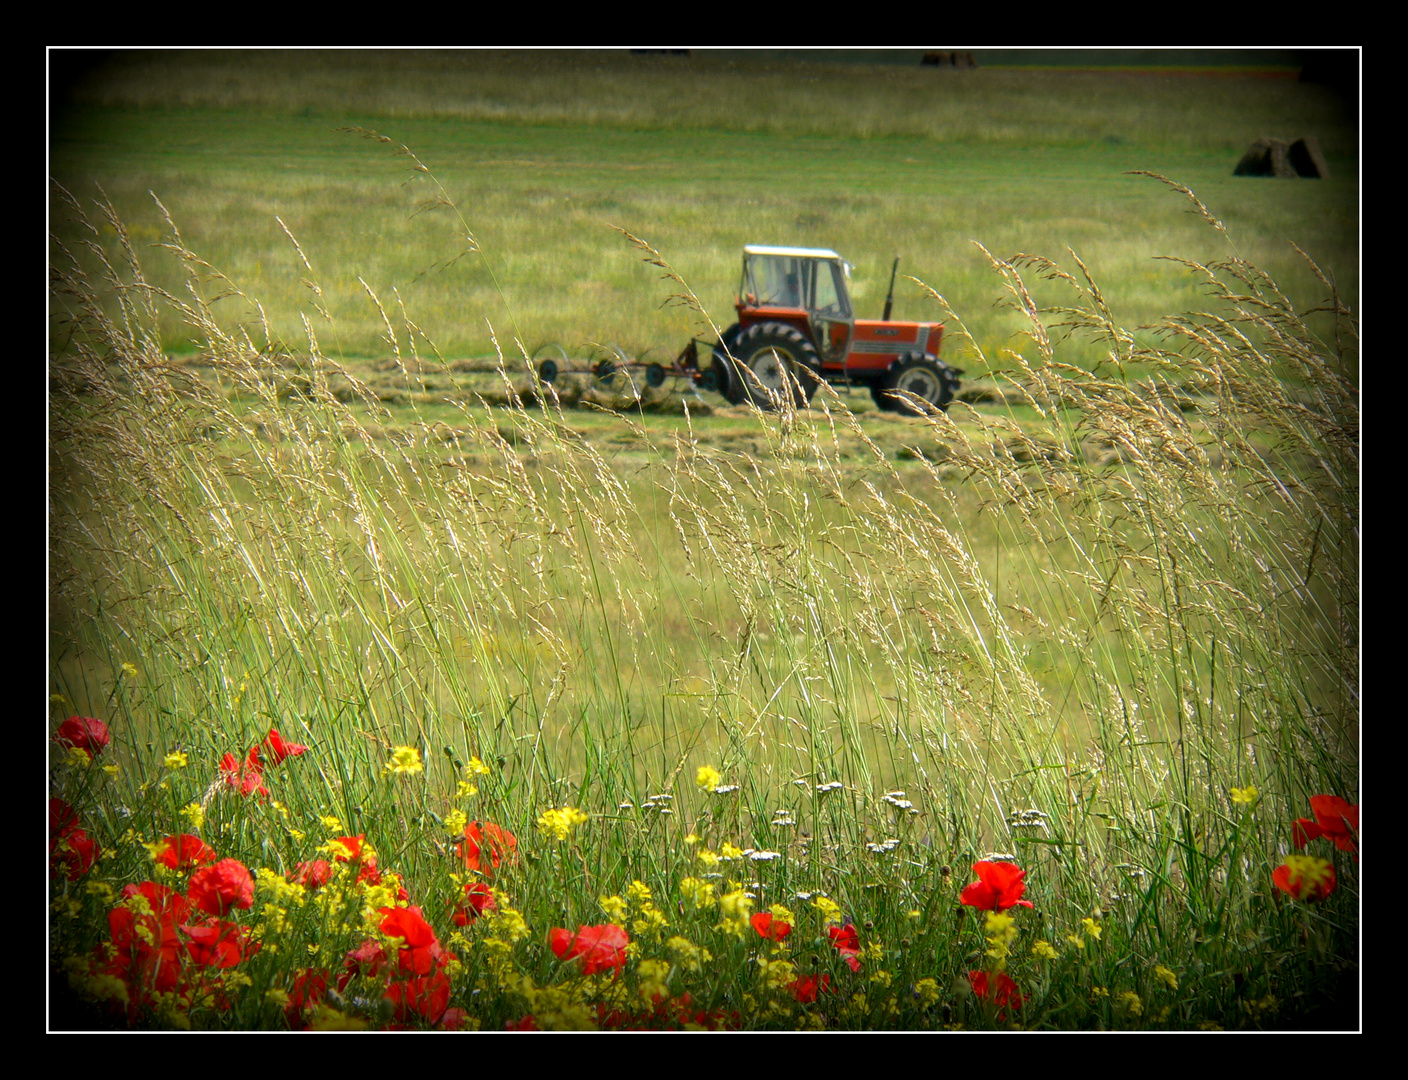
[49,50,1359,1031]
[50,50,1357,371]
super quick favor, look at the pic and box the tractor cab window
[747,255,809,308]
[813,260,851,319]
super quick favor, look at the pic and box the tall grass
[48,160,1357,1029]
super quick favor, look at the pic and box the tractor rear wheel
[872,353,959,415]
[728,322,822,410]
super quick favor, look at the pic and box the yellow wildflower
[678,877,716,909]
[632,903,669,940]
[319,815,344,832]
[1031,939,1059,961]
[307,1004,368,1030]
[121,662,139,678]
[1230,785,1258,805]
[385,746,423,775]
[914,978,941,1006]
[538,806,589,841]
[102,763,120,777]
[717,889,754,938]
[179,802,204,831]
[599,895,629,923]
[696,848,721,868]
[164,751,188,769]
[638,958,671,1001]
[445,808,468,835]
[665,936,712,973]
[1117,991,1143,1017]
[1081,917,1102,940]
[627,880,653,905]
[1153,964,1178,991]
[811,895,843,926]
[465,756,491,775]
[456,780,479,799]
[757,955,796,992]
[696,765,722,790]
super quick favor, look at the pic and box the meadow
[48,50,1358,1031]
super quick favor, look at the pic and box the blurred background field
[49,49,1357,376]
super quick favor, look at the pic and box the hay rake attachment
[533,341,717,394]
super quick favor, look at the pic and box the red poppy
[51,826,99,881]
[219,751,267,798]
[48,800,95,879]
[968,969,1025,1011]
[55,715,111,756]
[1272,856,1337,901]
[121,880,192,923]
[549,923,630,975]
[152,834,218,872]
[959,861,1035,911]
[751,911,793,941]
[107,882,191,997]
[181,918,259,968]
[341,939,390,988]
[828,924,863,972]
[1292,795,1359,857]
[505,1015,541,1031]
[285,968,328,1024]
[50,798,79,834]
[290,860,334,889]
[384,971,451,1025]
[452,881,497,926]
[325,834,387,885]
[250,728,309,768]
[379,905,449,976]
[458,820,518,877]
[187,858,256,916]
[332,834,364,860]
[788,973,831,1003]
[439,1007,472,1031]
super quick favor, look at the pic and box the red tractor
[677,245,962,413]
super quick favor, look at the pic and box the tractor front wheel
[871,353,959,415]
[728,322,822,410]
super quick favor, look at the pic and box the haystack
[1234,136,1329,178]
[922,51,978,68]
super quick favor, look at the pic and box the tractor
[676,245,962,413]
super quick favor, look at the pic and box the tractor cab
[738,246,854,364]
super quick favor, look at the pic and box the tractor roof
[743,245,843,260]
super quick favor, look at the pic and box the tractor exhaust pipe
[882,256,900,322]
